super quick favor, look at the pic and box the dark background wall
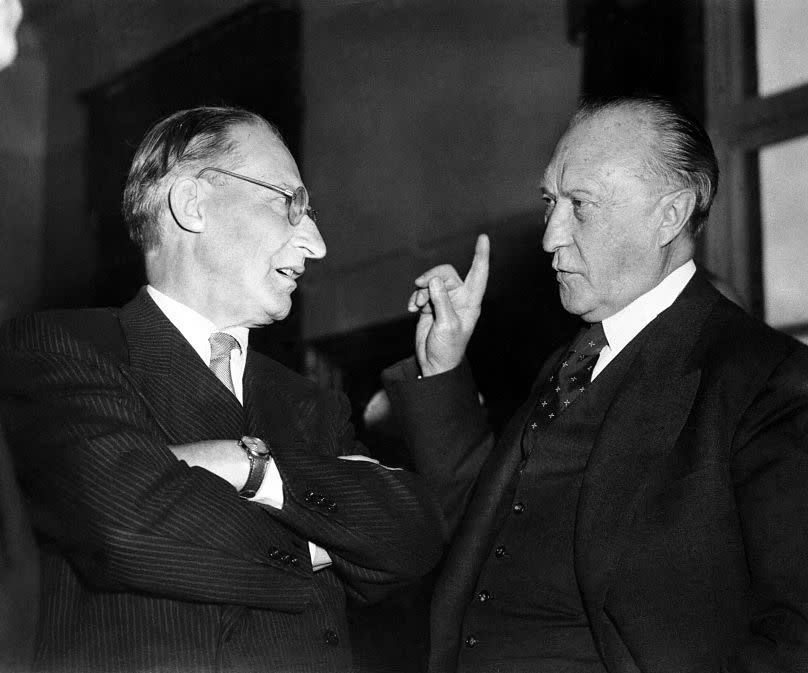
[1,0,586,429]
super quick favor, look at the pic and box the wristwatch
[237,436,271,498]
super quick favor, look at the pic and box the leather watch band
[238,436,270,499]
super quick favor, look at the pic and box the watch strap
[238,436,270,499]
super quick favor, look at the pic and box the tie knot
[209,332,240,362]
[570,322,607,356]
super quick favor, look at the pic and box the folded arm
[250,390,445,603]
[0,321,443,609]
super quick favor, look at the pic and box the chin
[264,302,292,323]
[559,288,583,314]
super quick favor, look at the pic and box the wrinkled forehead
[543,109,655,188]
[229,122,301,184]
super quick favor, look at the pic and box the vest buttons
[477,590,491,602]
[512,502,525,514]
[465,635,478,648]
[495,545,506,558]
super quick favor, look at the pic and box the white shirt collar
[601,259,697,358]
[145,285,249,365]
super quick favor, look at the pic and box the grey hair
[122,106,282,251]
[572,95,718,237]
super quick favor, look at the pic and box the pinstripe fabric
[0,288,444,673]
[0,422,38,672]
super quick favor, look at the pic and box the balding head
[122,106,283,252]
[569,95,718,237]
[540,95,710,321]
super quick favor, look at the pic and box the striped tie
[208,332,240,395]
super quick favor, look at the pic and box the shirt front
[146,285,332,570]
[593,259,696,380]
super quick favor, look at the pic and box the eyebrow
[565,187,599,198]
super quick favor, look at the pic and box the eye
[571,198,590,221]
[541,195,555,220]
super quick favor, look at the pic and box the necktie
[532,322,607,426]
[208,332,240,395]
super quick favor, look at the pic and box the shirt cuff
[249,458,284,509]
[250,459,332,571]
[309,543,333,572]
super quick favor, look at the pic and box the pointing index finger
[464,233,490,302]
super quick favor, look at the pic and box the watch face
[241,436,270,457]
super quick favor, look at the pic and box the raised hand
[408,233,489,376]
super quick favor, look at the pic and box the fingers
[408,235,489,312]
[414,264,462,289]
[428,276,457,328]
[464,233,490,303]
[408,288,433,313]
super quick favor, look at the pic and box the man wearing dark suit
[383,96,808,672]
[0,106,444,672]
[1,1,39,670]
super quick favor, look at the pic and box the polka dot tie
[208,332,240,395]
[532,322,607,426]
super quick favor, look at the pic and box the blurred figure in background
[0,1,39,671]
[0,0,21,67]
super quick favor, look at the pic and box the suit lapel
[118,289,244,443]
[574,273,717,615]
[242,352,306,453]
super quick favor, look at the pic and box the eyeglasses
[196,166,317,226]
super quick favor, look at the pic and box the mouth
[276,266,304,281]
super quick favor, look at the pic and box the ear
[168,176,206,234]
[656,188,696,247]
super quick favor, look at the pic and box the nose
[293,215,327,259]
[541,202,572,254]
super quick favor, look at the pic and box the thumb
[429,276,456,327]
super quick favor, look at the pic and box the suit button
[326,500,337,512]
[316,496,328,507]
[290,556,299,566]
[465,635,478,648]
[269,548,281,559]
[305,490,317,503]
[495,546,506,558]
[324,629,339,646]
[512,502,525,514]
[281,554,291,563]
[477,590,490,602]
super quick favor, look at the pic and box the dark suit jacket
[0,422,38,672]
[385,271,808,673]
[0,289,443,673]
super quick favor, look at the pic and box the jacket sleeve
[258,387,446,605]
[727,346,808,672]
[381,356,494,539]
[0,318,324,612]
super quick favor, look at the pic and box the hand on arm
[408,233,490,376]
[169,440,249,491]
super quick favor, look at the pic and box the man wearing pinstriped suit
[0,107,444,672]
